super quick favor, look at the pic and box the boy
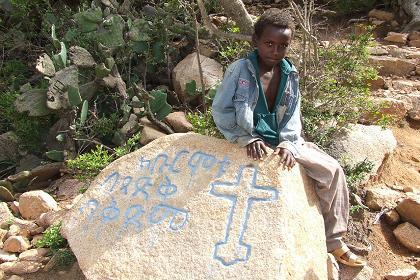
[212,8,366,267]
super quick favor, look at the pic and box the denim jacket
[212,57,304,157]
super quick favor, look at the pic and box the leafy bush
[36,223,66,251]
[67,145,113,177]
[302,30,385,148]
[36,222,76,267]
[216,24,252,66]
[187,109,224,139]
[344,159,374,192]
[114,132,141,157]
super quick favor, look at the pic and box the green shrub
[67,145,113,177]
[36,223,75,267]
[187,109,224,139]
[302,30,383,148]
[36,223,66,251]
[114,132,141,157]
[344,159,374,192]
[216,23,252,66]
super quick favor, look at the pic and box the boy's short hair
[254,8,295,38]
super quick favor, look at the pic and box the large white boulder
[62,133,328,280]
[328,124,397,178]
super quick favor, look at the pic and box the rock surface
[369,56,416,76]
[0,132,18,162]
[368,9,395,21]
[0,202,13,224]
[0,249,17,262]
[0,261,42,274]
[139,125,167,145]
[339,265,374,280]
[384,32,408,44]
[172,53,223,101]
[62,133,328,280]
[164,112,193,133]
[18,248,49,262]
[19,190,58,220]
[393,222,420,253]
[383,209,400,225]
[328,124,397,178]
[365,185,402,211]
[3,236,30,253]
[396,194,420,228]
[384,268,417,280]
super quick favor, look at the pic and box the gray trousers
[294,142,349,252]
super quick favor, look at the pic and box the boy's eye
[266,42,273,47]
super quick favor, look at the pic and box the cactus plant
[46,150,65,162]
[68,85,82,106]
[149,90,172,120]
[74,6,103,33]
[80,100,88,126]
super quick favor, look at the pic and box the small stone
[384,268,417,280]
[19,248,50,262]
[7,225,20,237]
[327,253,339,280]
[0,202,13,223]
[69,46,96,68]
[164,112,193,133]
[368,9,395,21]
[8,276,24,280]
[408,39,420,48]
[383,209,400,225]
[414,259,420,269]
[390,184,405,191]
[392,80,418,91]
[0,228,7,243]
[0,249,17,262]
[139,125,167,145]
[368,76,386,90]
[369,46,389,56]
[31,234,43,246]
[8,201,20,216]
[403,186,414,193]
[0,261,42,274]
[36,210,66,228]
[53,178,84,199]
[3,236,30,253]
[393,222,420,253]
[18,190,58,220]
[396,194,420,228]
[30,226,45,236]
[391,20,399,27]
[384,32,409,44]
[365,185,401,211]
[12,218,38,233]
[408,31,420,41]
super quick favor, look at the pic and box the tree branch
[196,0,252,42]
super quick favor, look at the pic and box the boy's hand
[273,147,296,170]
[246,140,268,160]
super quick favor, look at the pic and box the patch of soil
[375,125,420,188]
[8,263,86,280]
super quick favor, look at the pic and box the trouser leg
[294,142,349,252]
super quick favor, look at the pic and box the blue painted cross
[209,166,279,266]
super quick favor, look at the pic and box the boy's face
[253,25,292,68]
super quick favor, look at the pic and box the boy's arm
[277,94,304,157]
[212,62,260,147]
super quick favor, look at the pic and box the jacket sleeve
[277,93,304,157]
[212,61,260,147]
